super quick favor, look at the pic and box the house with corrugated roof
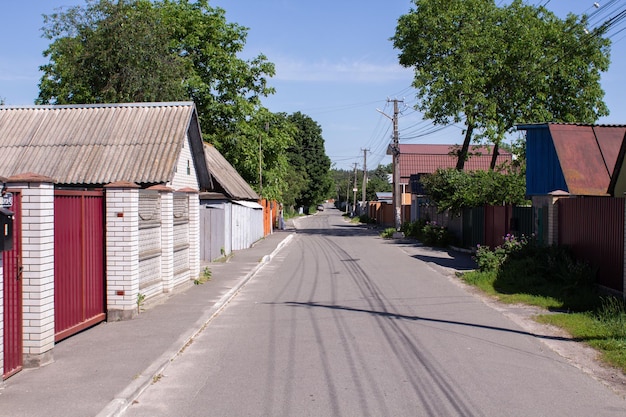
[200,143,264,261]
[518,123,625,197]
[0,102,215,379]
[516,123,626,296]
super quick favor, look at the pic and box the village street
[124,208,626,417]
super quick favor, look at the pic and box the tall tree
[393,0,610,170]
[287,112,333,208]
[37,0,277,179]
[38,0,189,104]
[365,164,392,201]
[220,109,295,201]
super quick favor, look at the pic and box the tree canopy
[287,112,333,208]
[393,0,611,169]
[36,0,334,206]
[38,0,275,144]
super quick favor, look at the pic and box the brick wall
[105,182,140,321]
[12,180,55,368]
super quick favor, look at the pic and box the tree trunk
[456,123,474,170]
[489,141,500,170]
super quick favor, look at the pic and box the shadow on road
[281,301,581,343]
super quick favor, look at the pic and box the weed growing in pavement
[137,293,146,313]
[194,267,212,285]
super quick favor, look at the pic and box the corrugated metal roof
[0,102,204,186]
[548,124,626,195]
[398,144,512,180]
[202,143,259,200]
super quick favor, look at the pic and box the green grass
[461,256,626,374]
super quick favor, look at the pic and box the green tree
[393,0,610,170]
[37,0,277,186]
[365,163,392,201]
[220,109,295,201]
[38,0,189,103]
[421,167,527,214]
[287,112,333,208]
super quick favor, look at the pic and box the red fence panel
[484,205,512,249]
[558,197,624,293]
[54,191,105,341]
[3,191,22,379]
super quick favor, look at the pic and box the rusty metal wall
[54,191,105,341]
[558,197,624,293]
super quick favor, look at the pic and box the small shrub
[401,219,427,239]
[421,221,455,247]
[380,228,396,239]
[357,214,376,224]
[473,234,529,272]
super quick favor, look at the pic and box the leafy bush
[472,234,598,311]
[420,167,528,214]
[474,233,530,272]
[421,221,456,247]
[401,219,456,247]
[401,219,427,239]
[380,228,396,239]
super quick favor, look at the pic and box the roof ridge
[0,101,194,110]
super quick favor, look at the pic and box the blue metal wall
[525,127,568,195]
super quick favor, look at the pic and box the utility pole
[259,122,269,198]
[377,98,403,232]
[361,148,369,215]
[352,162,358,216]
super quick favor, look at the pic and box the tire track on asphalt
[317,234,485,417]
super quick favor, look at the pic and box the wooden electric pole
[377,99,403,231]
[361,148,369,214]
[352,162,358,216]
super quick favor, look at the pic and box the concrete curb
[96,232,295,417]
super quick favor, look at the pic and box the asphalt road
[124,208,626,417]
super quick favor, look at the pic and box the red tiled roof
[398,144,512,181]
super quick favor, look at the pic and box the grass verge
[461,246,626,375]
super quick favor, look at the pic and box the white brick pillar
[187,189,200,281]
[8,175,55,368]
[148,185,174,293]
[176,187,200,281]
[105,181,140,321]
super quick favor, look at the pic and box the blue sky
[2,1,626,171]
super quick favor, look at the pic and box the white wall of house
[169,134,199,191]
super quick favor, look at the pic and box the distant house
[200,143,263,262]
[0,102,213,379]
[397,144,512,223]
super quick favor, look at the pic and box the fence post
[105,181,140,321]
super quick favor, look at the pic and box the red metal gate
[3,192,22,379]
[54,190,105,341]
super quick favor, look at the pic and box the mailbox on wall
[0,207,14,251]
